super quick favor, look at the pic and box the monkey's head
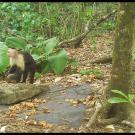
[7,48,19,58]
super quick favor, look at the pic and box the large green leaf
[43,60,52,73]
[44,37,59,56]
[5,37,26,50]
[128,94,134,102]
[31,54,41,61]
[31,47,41,56]
[108,97,129,104]
[111,90,128,99]
[48,49,68,74]
[36,60,52,73]
[0,42,9,73]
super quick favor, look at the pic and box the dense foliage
[0,2,116,42]
[0,2,116,74]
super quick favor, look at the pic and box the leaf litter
[0,31,126,132]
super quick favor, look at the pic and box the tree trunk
[100,2,135,125]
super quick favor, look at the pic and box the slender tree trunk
[100,2,135,125]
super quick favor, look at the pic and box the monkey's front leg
[15,68,23,83]
[29,71,35,84]
[21,70,29,83]
[8,65,17,74]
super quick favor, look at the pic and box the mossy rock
[0,83,49,105]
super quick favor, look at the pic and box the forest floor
[0,31,128,133]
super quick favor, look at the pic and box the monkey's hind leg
[29,71,35,84]
[6,68,22,83]
[22,70,29,83]
[6,74,18,83]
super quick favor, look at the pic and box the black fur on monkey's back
[19,51,36,83]
[22,51,36,67]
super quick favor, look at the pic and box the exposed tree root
[86,86,135,132]
[121,120,135,133]
[121,120,135,129]
[98,117,122,125]
[93,92,124,126]
[86,100,102,128]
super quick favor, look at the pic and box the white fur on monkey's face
[8,48,25,70]
[7,48,18,58]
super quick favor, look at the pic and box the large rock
[0,83,49,105]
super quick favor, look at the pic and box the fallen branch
[59,10,117,48]
[86,100,102,128]
[91,55,112,64]
[98,117,121,125]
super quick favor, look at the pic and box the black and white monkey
[6,48,36,84]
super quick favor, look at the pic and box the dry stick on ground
[91,55,112,64]
[58,10,117,48]
[86,99,102,128]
